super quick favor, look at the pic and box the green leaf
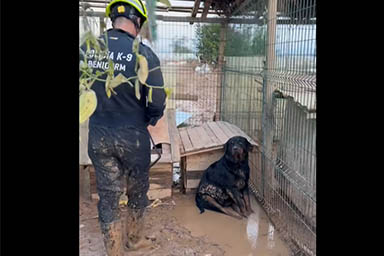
[80,31,92,47]
[148,87,153,103]
[164,87,172,99]
[109,73,128,89]
[79,89,97,124]
[87,78,96,89]
[157,0,171,8]
[137,55,149,84]
[105,74,112,98]
[86,39,91,53]
[108,59,115,76]
[90,34,101,53]
[132,37,140,55]
[135,79,141,100]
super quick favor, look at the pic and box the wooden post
[215,21,228,121]
[262,0,277,201]
[80,165,92,201]
[190,0,201,24]
[201,0,213,19]
[99,16,105,36]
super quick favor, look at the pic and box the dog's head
[224,136,253,164]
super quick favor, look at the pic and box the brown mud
[80,191,290,256]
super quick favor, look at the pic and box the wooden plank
[185,126,203,151]
[220,121,257,145]
[79,120,92,165]
[150,155,172,172]
[186,126,216,151]
[148,111,170,145]
[186,179,201,189]
[177,130,185,156]
[225,122,259,147]
[206,122,228,145]
[149,162,172,200]
[167,109,181,163]
[179,122,258,157]
[186,170,205,179]
[80,165,91,201]
[79,165,84,198]
[201,122,222,145]
[149,170,173,187]
[180,145,223,157]
[179,128,194,153]
[223,121,252,143]
[216,121,235,137]
[185,150,224,171]
[185,188,197,194]
[181,157,187,193]
[162,144,171,155]
[197,125,217,148]
[151,153,173,166]
[190,0,201,24]
[214,121,235,142]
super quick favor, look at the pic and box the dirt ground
[79,193,225,256]
[162,62,220,126]
[80,190,292,256]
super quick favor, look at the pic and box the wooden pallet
[178,121,259,193]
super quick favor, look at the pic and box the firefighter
[82,0,166,255]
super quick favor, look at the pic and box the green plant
[195,24,266,64]
[172,38,192,54]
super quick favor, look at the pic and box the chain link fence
[220,1,316,255]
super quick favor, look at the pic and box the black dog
[195,136,254,219]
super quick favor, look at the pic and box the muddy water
[172,193,290,256]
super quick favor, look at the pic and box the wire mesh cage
[210,0,316,255]
[154,20,222,126]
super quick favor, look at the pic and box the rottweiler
[195,136,254,219]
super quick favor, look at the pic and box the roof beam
[201,0,213,19]
[82,11,315,25]
[190,0,201,24]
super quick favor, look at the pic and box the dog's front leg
[201,195,243,219]
[243,187,254,215]
[226,188,247,217]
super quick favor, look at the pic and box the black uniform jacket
[81,28,166,129]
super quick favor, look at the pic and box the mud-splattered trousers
[88,124,150,230]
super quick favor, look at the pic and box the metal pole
[215,21,228,121]
[262,0,277,199]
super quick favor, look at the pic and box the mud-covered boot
[101,221,123,256]
[124,208,154,252]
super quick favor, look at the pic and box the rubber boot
[101,221,123,256]
[124,208,154,252]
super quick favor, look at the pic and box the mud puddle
[172,192,290,256]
